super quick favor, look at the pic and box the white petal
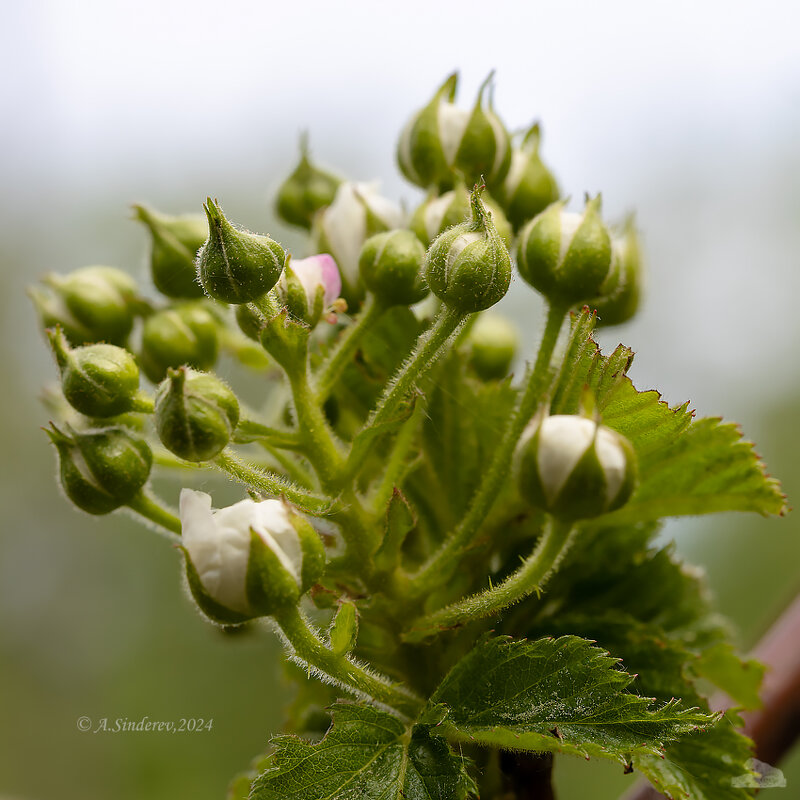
[536,416,596,502]
[437,104,470,166]
[322,183,367,284]
[250,499,303,586]
[557,212,584,266]
[424,193,454,241]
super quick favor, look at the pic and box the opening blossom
[179,489,325,623]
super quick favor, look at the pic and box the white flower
[179,489,302,616]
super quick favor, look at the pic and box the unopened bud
[516,196,613,308]
[275,134,342,230]
[179,489,326,623]
[133,204,207,299]
[590,217,643,327]
[496,123,560,231]
[514,413,636,521]
[397,72,511,191]
[154,367,239,462]
[423,186,512,313]
[45,423,152,514]
[410,182,512,248]
[32,266,138,346]
[467,313,518,380]
[197,198,285,304]
[139,303,219,383]
[47,327,140,418]
[359,229,428,307]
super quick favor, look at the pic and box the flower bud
[277,254,342,327]
[409,182,512,248]
[197,198,285,304]
[139,303,219,383]
[516,196,613,308]
[46,326,140,418]
[359,229,428,307]
[154,367,239,462]
[514,414,636,521]
[275,134,342,230]
[179,489,326,624]
[31,266,138,346]
[132,204,207,299]
[467,313,518,381]
[496,123,560,232]
[397,72,511,191]
[45,423,152,514]
[312,182,404,305]
[590,217,643,327]
[423,186,512,313]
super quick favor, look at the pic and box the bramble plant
[31,72,787,799]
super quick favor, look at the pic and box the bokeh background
[1,1,799,798]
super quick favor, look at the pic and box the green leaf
[633,718,758,800]
[690,643,765,711]
[250,702,476,800]
[550,309,787,521]
[430,635,715,766]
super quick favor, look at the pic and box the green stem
[286,363,346,489]
[314,296,387,402]
[403,518,575,643]
[130,392,155,414]
[405,303,568,601]
[234,418,302,449]
[214,449,332,514]
[367,304,467,432]
[272,605,423,719]
[126,490,182,540]
[370,403,423,514]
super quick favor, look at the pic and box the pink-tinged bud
[277,254,342,328]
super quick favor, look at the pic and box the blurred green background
[2,2,799,798]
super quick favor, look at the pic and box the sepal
[590,216,643,326]
[328,600,358,657]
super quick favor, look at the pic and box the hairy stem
[314,296,387,402]
[405,303,568,601]
[403,518,575,642]
[273,605,424,720]
[126,490,182,540]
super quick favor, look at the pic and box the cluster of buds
[32,71,645,628]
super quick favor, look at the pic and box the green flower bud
[409,181,513,248]
[467,313,518,381]
[516,196,613,308]
[45,423,152,515]
[154,367,239,462]
[313,181,404,305]
[496,123,560,232]
[132,204,207,299]
[359,229,428,307]
[31,266,138,346]
[139,303,219,383]
[179,489,326,623]
[275,133,342,229]
[514,413,636,521]
[590,217,643,327]
[397,72,512,191]
[197,198,285,304]
[46,326,140,417]
[423,186,512,313]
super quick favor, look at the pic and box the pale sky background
[1,3,800,797]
